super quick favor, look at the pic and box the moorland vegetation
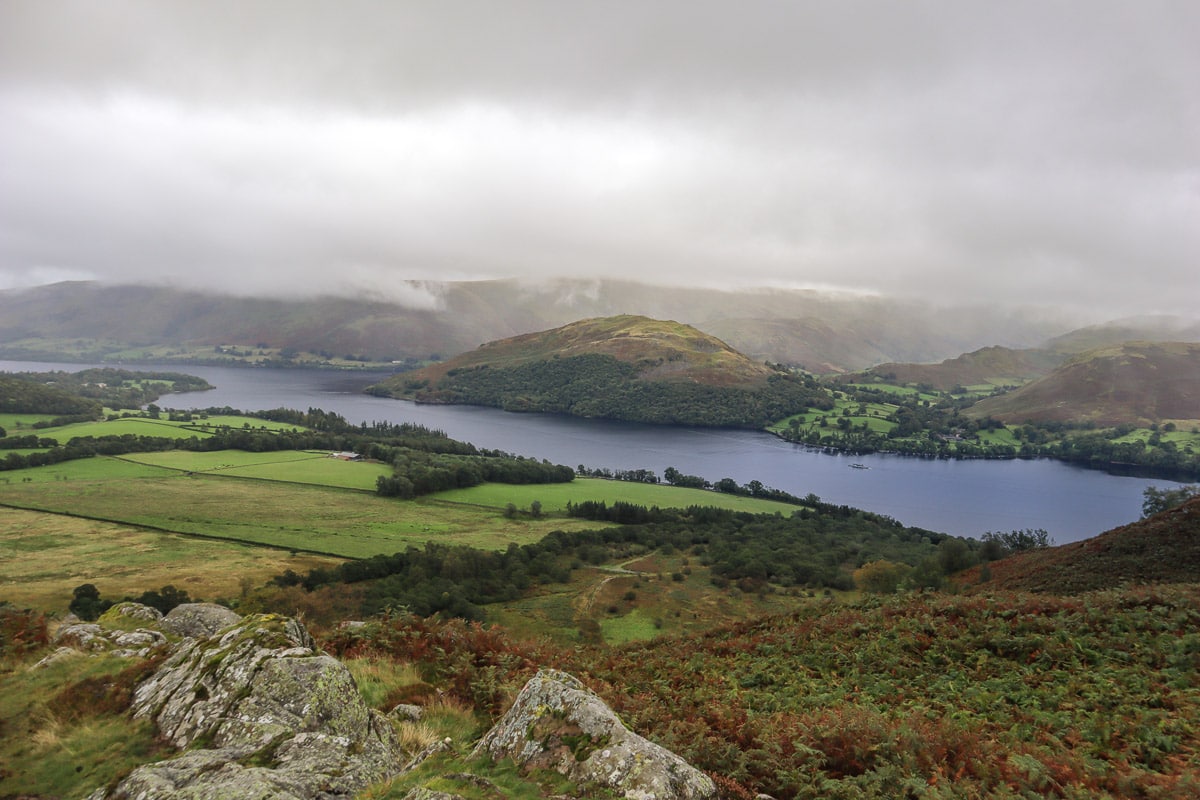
[2,351,1200,798]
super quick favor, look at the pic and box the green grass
[0,412,60,432]
[0,652,166,799]
[599,607,661,644]
[974,428,1020,446]
[0,457,174,484]
[769,399,899,436]
[430,477,803,516]
[0,457,595,559]
[118,450,391,491]
[29,414,306,444]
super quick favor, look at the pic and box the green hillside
[370,315,827,427]
[966,341,1200,425]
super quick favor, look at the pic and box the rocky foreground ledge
[47,603,716,800]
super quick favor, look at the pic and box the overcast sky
[1,1,1197,318]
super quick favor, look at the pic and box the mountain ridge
[965,341,1200,426]
[0,279,1090,372]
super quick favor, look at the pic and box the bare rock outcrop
[473,669,716,800]
[158,601,242,638]
[90,613,402,800]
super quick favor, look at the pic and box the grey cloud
[0,1,1197,319]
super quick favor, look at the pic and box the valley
[2,292,1199,800]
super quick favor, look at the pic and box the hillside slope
[1044,315,1200,353]
[966,496,1200,594]
[854,345,1065,391]
[0,279,1075,371]
[965,341,1200,425]
[369,315,825,427]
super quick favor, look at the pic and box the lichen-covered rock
[31,645,81,670]
[51,619,168,659]
[390,702,424,722]
[159,602,242,638]
[400,790,466,800]
[53,622,109,652]
[473,669,716,800]
[92,613,402,800]
[104,601,164,623]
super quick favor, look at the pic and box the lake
[3,360,1189,543]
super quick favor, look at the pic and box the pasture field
[0,412,59,432]
[768,398,899,436]
[0,507,343,612]
[0,457,174,484]
[28,413,306,443]
[118,450,391,491]
[0,457,592,559]
[430,477,803,516]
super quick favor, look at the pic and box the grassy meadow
[432,476,802,516]
[0,462,587,560]
[118,449,392,490]
[28,413,307,443]
[0,506,342,612]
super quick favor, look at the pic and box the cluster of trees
[1142,484,1200,517]
[1,368,211,414]
[375,450,574,498]
[396,353,829,428]
[280,502,965,619]
[852,528,1052,594]
[67,583,195,621]
[0,375,101,416]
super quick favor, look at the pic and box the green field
[118,450,391,491]
[431,477,803,516]
[27,414,306,443]
[0,457,595,559]
[0,413,59,432]
[0,506,342,611]
[0,457,173,484]
[769,398,899,436]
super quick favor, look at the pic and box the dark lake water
[4,360,1189,543]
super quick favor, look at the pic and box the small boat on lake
[849,463,869,470]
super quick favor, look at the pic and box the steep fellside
[852,345,1065,391]
[965,341,1200,426]
[369,315,825,428]
[964,496,1200,594]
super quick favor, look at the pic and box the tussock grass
[344,656,424,710]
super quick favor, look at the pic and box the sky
[1,1,1197,319]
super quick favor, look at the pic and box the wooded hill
[368,315,827,427]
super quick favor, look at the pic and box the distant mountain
[0,279,1077,372]
[967,496,1200,594]
[1044,315,1200,353]
[965,341,1200,426]
[851,345,1066,391]
[369,315,825,427]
